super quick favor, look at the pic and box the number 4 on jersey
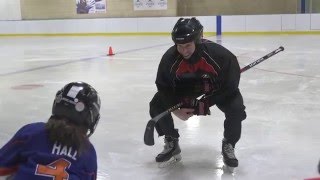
[35,158,71,180]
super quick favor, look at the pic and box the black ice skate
[156,136,181,168]
[222,139,238,172]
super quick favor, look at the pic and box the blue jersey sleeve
[0,124,32,175]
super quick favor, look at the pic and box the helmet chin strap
[87,132,93,137]
[86,109,100,137]
[86,110,94,137]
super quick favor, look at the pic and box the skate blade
[222,165,235,173]
[158,154,182,168]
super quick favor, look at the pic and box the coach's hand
[173,108,194,121]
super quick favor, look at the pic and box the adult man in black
[149,17,246,168]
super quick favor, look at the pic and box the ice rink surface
[0,35,319,180]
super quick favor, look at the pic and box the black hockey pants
[149,90,246,147]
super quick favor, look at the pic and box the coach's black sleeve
[155,52,179,109]
[208,51,241,105]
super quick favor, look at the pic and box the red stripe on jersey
[0,166,18,175]
[176,57,218,76]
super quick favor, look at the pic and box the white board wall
[0,14,319,35]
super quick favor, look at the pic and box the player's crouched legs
[218,91,247,169]
[222,111,246,168]
[222,111,246,169]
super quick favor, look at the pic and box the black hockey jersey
[155,41,241,108]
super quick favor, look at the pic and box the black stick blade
[144,120,156,146]
[279,46,284,51]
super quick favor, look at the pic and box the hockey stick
[144,46,284,146]
[240,46,284,73]
[143,103,183,146]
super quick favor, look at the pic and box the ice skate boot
[222,138,238,172]
[156,136,181,168]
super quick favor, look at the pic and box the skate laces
[223,143,236,159]
[160,138,175,154]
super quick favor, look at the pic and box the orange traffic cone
[107,46,115,56]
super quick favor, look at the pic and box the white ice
[0,35,319,180]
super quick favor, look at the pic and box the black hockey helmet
[192,17,203,36]
[172,17,202,44]
[52,82,101,137]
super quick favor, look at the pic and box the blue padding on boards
[301,0,306,13]
[216,15,222,36]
